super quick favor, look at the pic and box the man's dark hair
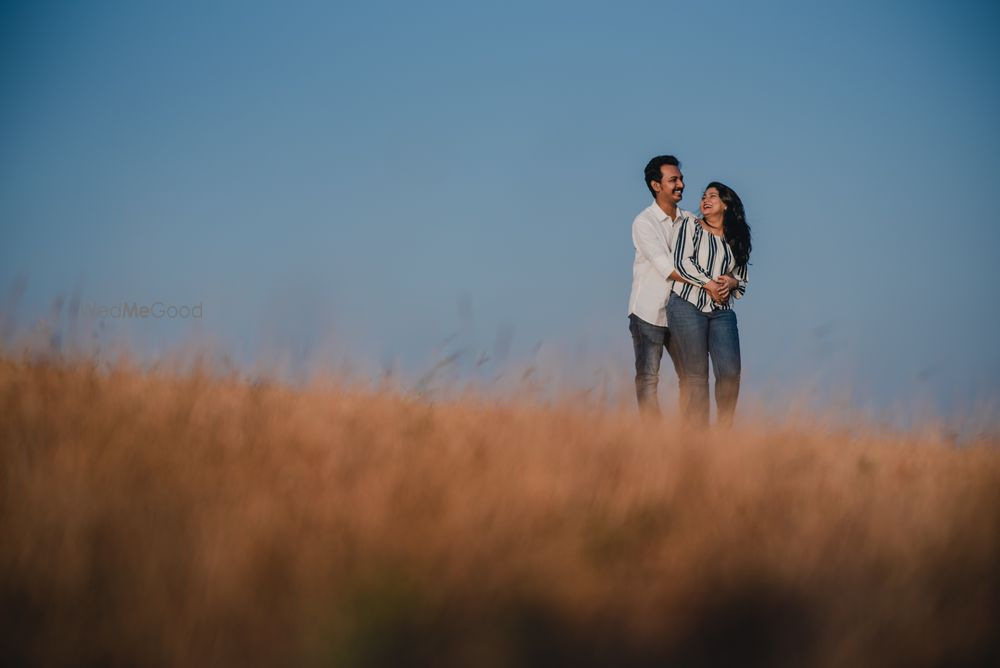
[644,155,681,197]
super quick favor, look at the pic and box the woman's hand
[703,279,726,303]
[714,275,739,303]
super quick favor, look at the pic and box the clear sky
[2,0,999,418]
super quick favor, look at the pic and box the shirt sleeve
[672,218,714,287]
[631,214,675,281]
[731,261,748,300]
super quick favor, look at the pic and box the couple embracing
[628,155,752,428]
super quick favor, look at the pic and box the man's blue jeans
[665,293,741,428]
[629,314,680,416]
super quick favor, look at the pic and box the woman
[667,182,752,428]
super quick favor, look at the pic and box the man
[627,155,699,416]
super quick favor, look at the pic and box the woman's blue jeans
[666,293,741,428]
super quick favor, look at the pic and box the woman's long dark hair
[707,181,752,270]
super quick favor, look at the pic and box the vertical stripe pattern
[671,218,749,313]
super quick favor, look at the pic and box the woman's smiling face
[700,187,726,218]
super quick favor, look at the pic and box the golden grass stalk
[1,355,998,667]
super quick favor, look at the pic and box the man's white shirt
[628,203,697,327]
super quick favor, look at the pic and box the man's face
[652,165,684,204]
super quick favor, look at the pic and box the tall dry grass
[1,353,999,667]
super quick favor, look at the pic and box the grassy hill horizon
[2,353,998,666]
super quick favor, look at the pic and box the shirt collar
[650,202,689,224]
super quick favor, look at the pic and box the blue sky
[2,0,999,418]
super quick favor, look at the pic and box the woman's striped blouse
[671,217,749,313]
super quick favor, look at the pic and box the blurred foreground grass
[1,355,999,667]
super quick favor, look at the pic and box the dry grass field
[2,353,999,667]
